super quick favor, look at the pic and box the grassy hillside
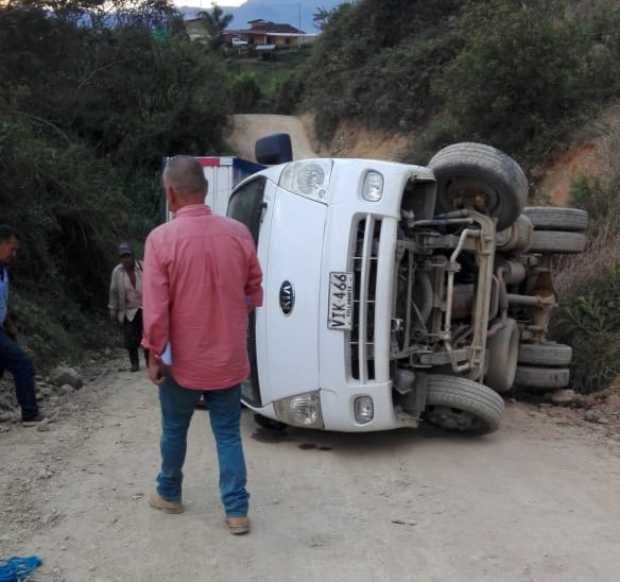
[226,48,311,113]
[290,0,620,167]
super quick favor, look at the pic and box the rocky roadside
[0,349,129,433]
[515,382,620,442]
[2,352,619,439]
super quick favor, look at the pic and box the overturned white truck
[184,138,588,435]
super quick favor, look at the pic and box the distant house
[185,18,209,42]
[224,19,318,51]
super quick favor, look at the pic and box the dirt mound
[301,114,411,161]
[227,114,317,161]
[535,142,605,205]
[534,102,620,205]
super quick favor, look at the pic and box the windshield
[227,177,266,245]
[227,177,266,407]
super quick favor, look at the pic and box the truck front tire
[424,375,504,435]
[429,142,528,231]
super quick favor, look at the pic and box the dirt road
[1,362,620,582]
[227,114,317,161]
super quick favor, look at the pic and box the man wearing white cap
[108,242,147,371]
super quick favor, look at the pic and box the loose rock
[606,394,620,411]
[551,389,576,406]
[584,409,609,424]
[50,366,83,390]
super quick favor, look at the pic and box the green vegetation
[226,49,311,113]
[0,0,231,365]
[552,175,620,393]
[195,2,233,50]
[290,0,620,165]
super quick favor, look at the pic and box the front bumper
[246,385,417,432]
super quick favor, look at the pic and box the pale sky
[175,0,246,6]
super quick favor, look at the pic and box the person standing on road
[142,155,263,536]
[108,242,147,372]
[0,225,42,424]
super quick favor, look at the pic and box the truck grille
[350,215,382,381]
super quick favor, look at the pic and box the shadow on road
[245,409,499,458]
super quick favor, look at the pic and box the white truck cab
[228,158,439,432]
[174,137,587,435]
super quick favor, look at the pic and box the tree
[197,2,233,50]
[312,6,332,31]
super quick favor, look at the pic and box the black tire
[529,231,587,254]
[485,318,520,394]
[253,413,287,432]
[523,207,588,232]
[518,342,573,367]
[429,142,528,231]
[424,375,504,435]
[514,366,570,390]
[496,214,534,254]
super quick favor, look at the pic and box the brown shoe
[148,492,184,514]
[225,516,250,535]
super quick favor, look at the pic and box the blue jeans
[156,375,249,517]
[0,328,38,420]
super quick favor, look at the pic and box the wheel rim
[425,405,485,432]
[444,178,500,217]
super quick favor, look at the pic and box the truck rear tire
[429,142,528,230]
[424,375,504,435]
[485,318,520,393]
[518,342,573,367]
[515,366,570,390]
[529,231,587,254]
[523,207,588,232]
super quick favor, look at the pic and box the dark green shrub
[553,267,620,393]
[0,1,232,368]
[301,0,620,165]
[231,72,263,113]
[552,170,620,393]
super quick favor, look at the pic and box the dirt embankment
[227,114,411,162]
[300,114,411,161]
[227,114,317,161]
[534,103,620,205]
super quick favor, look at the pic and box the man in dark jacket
[0,225,42,423]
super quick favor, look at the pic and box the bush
[553,266,620,393]
[231,72,263,113]
[298,0,464,142]
[552,170,620,393]
[300,0,620,165]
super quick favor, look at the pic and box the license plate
[328,272,353,330]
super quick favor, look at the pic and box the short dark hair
[0,225,18,243]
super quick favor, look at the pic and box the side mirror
[255,133,293,165]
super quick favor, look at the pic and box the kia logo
[279,281,295,315]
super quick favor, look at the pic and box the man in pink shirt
[142,155,263,535]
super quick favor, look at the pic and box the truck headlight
[274,391,324,429]
[354,396,374,424]
[279,160,333,202]
[361,171,384,202]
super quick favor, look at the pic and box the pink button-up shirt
[142,205,263,390]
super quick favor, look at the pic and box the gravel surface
[1,362,620,582]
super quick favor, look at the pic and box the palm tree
[197,2,233,50]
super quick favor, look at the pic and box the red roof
[247,20,305,34]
